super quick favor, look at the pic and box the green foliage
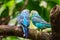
[0,0,59,21]
[2,36,31,40]
[0,0,59,40]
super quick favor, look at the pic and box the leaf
[42,28,51,33]
[6,0,15,16]
[45,0,60,5]
[8,18,17,26]
[0,4,6,15]
[6,36,18,40]
[15,0,23,4]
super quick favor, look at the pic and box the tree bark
[50,5,60,40]
[19,0,29,11]
[0,25,50,40]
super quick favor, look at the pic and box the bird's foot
[23,34,25,37]
[23,34,26,38]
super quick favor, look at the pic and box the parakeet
[31,10,51,31]
[17,9,30,38]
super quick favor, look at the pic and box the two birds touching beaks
[17,9,51,38]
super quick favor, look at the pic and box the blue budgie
[17,9,30,38]
[31,10,51,31]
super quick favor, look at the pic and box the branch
[50,5,60,40]
[19,0,29,11]
[0,25,50,40]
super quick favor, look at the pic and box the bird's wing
[22,16,30,27]
[32,16,47,23]
[17,14,24,24]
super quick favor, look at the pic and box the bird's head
[21,9,30,14]
[30,10,39,17]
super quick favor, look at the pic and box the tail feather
[23,27,29,38]
[45,24,51,28]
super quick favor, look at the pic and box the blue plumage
[17,9,30,38]
[31,10,51,31]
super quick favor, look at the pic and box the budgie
[17,9,30,38]
[31,10,51,31]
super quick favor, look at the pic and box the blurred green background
[0,0,60,40]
